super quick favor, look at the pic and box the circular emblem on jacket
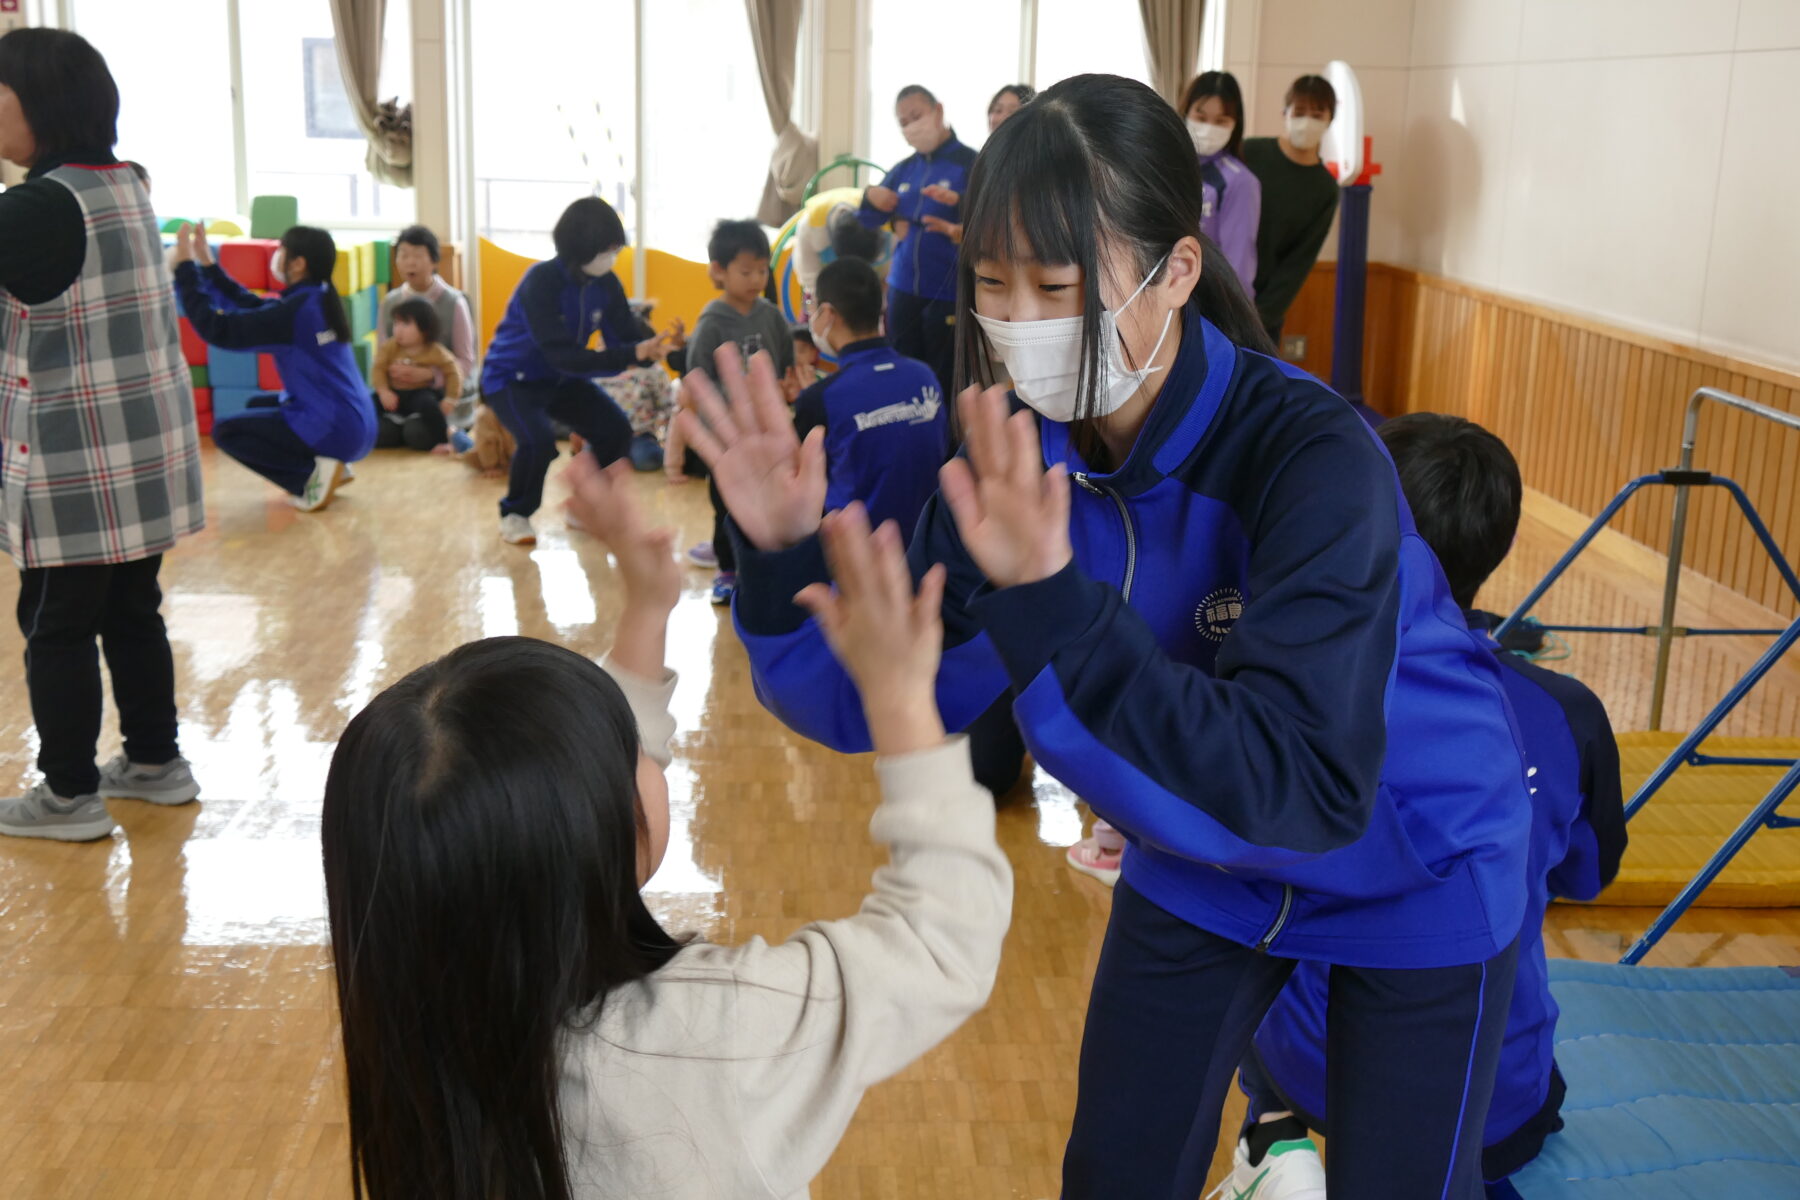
[1194,587,1246,642]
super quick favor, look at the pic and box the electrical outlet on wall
[1281,334,1308,362]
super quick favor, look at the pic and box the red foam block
[218,241,270,291]
[178,317,208,365]
[257,354,282,390]
[193,386,212,412]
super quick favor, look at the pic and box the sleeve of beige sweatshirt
[595,655,1013,1197]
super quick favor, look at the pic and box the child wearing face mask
[858,84,976,400]
[1180,71,1261,299]
[324,455,1012,1200]
[479,196,679,546]
[690,74,1532,1200]
[1241,75,1341,344]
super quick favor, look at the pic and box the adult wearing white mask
[479,197,679,545]
[858,85,976,398]
[1241,75,1340,343]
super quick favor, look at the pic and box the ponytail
[279,225,354,345]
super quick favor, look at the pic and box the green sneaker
[1219,1134,1325,1200]
[0,781,116,842]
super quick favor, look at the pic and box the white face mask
[973,254,1174,424]
[1186,119,1231,157]
[583,249,619,277]
[808,308,834,356]
[1286,115,1327,151]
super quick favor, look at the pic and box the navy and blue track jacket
[479,260,651,395]
[732,307,1534,969]
[174,262,376,463]
[860,135,976,303]
[793,337,948,536]
[1254,637,1625,1167]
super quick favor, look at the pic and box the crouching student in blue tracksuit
[480,197,678,546]
[794,256,948,536]
[173,224,376,513]
[679,74,1533,1200]
[1230,413,1628,1200]
[859,85,975,399]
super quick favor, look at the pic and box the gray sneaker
[97,755,201,806]
[0,781,116,842]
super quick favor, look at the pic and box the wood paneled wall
[1282,264,1800,618]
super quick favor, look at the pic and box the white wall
[1225,0,1800,373]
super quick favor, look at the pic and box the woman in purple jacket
[1181,71,1261,299]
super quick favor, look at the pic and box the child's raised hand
[192,220,215,267]
[939,386,1073,590]
[166,223,194,271]
[796,504,947,757]
[676,345,827,552]
[564,454,680,615]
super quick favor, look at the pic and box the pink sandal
[1066,836,1122,887]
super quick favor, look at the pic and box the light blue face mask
[972,252,1174,423]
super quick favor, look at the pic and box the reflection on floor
[0,446,1794,1199]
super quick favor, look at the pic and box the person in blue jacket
[1231,413,1627,1200]
[479,196,677,546]
[172,223,375,512]
[680,74,1532,1200]
[859,85,975,399]
[794,256,947,536]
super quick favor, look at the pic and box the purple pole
[1330,182,1372,412]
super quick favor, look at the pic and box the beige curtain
[1139,0,1207,107]
[328,0,413,187]
[746,0,819,226]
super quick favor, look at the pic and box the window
[76,0,237,223]
[470,0,636,261]
[1033,0,1151,91]
[640,0,772,258]
[238,0,415,226]
[865,0,1022,169]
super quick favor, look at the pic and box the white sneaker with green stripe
[1217,1133,1326,1200]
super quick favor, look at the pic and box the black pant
[373,387,448,451]
[965,689,1026,800]
[488,378,632,518]
[17,555,180,798]
[1063,881,1518,1200]
[212,407,316,495]
[888,286,957,397]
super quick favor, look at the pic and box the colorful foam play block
[217,241,269,291]
[178,317,208,364]
[257,354,282,391]
[189,364,208,389]
[349,287,376,340]
[208,346,259,389]
[331,250,352,296]
[370,240,391,285]
[209,386,263,423]
[248,195,298,240]
[351,336,372,381]
[192,388,213,436]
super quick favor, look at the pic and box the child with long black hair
[687,73,1532,1199]
[323,457,1010,1200]
[171,222,376,512]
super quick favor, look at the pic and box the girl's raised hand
[939,386,1073,590]
[564,453,680,616]
[796,504,947,757]
[166,223,194,270]
[192,220,214,267]
[676,344,827,552]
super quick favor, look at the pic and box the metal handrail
[1648,388,1800,728]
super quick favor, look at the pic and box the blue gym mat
[1511,959,1800,1198]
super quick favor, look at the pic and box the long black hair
[1180,70,1247,159]
[324,636,681,1200]
[280,226,353,345]
[0,28,118,164]
[956,73,1272,468]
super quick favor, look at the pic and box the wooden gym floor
[0,445,1795,1199]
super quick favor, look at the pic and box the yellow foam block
[331,251,351,295]
[356,242,376,291]
[1582,733,1800,908]
[477,238,718,353]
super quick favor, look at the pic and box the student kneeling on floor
[1231,412,1629,1200]
[794,256,949,537]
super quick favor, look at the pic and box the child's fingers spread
[688,377,741,445]
[675,409,726,467]
[713,343,756,428]
[914,563,948,630]
[793,584,840,638]
[873,520,910,602]
[746,351,794,440]
[939,458,983,532]
[1008,409,1042,486]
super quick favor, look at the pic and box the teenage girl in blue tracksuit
[687,75,1533,1200]
[859,84,976,399]
[1242,413,1628,1199]
[173,225,375,511]
[479,196,674,544]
